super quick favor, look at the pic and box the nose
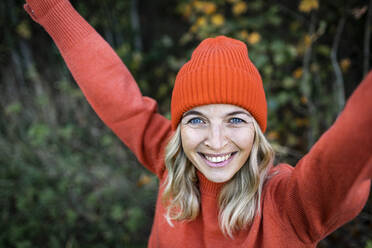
[204,124,228,150]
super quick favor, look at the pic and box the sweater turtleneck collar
[196,170,226,197]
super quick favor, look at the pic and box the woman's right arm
[24,0,172,177]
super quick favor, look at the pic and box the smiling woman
[180,104,257,183]
[23,0,372,247]
[163,104,274,236]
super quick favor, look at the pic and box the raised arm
[269,71,372,244]
[24,0,172,177]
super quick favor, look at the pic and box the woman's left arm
[270,71,372,244]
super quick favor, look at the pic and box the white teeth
[205,154,231,163]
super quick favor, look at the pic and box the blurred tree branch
[131,0,142,52]
[330,16,346,114]
[364,0,372,76]
[301,13,317,149]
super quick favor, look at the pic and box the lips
[198,152,237,168]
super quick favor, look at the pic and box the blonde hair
[162,118,275,238]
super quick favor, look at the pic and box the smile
[205,153,231,162]
[199,152,237,168]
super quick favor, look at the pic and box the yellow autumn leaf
[299,0,319,13]
[193,1,216,15]
[267,131,279,140]
[300,96,308,104]
[293,67,303,79]
[312,0,319,9]
[17,21,31,39]
[203,2,217,15]
[295,118,309,127]
[211,14,225,26]
[137,174,152,187]
[247,32,261,45]
[296,35,314,55]
[190,16,207,32]
[190,24,198,33]
[232,1,248,16]
[340,58,351,72]
[193,1,204,11]
[181,4,192,18]
[196,16,207,27]
[239,30,249,40]
[304,34,312,46]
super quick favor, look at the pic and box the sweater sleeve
[24,0,172,177]
[270,71,372,244]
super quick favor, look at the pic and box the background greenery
[1,0,371,247]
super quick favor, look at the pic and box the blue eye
[189,118,204,124]
[229,118,244,124]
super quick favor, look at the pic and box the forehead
[186,104,250,116]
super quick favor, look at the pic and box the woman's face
[180,104,255,183]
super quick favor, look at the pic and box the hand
[24,0,66,23]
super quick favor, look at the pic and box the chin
[205,171,233,183]
[209,177,229,183]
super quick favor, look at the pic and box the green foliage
[27,123,51,146]
[5,102,22,115]
[1,120,156,247]
[366,240,372,248]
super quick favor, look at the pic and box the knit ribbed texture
[171,36,267,132]
[196,170,224,197]
[24,0,64,19]
[24,0,94,52]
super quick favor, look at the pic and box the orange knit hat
[171,36,267,132]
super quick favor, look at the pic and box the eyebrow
[182,110,205,118]
[182,110,251,118]
[226,111,251,117]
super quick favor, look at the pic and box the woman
[24,0,372,247]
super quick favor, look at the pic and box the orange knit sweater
[24,1,372,247]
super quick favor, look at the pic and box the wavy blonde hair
[161,118,275,238]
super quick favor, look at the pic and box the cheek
[180,127,203,153]
[230,129,255,150]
